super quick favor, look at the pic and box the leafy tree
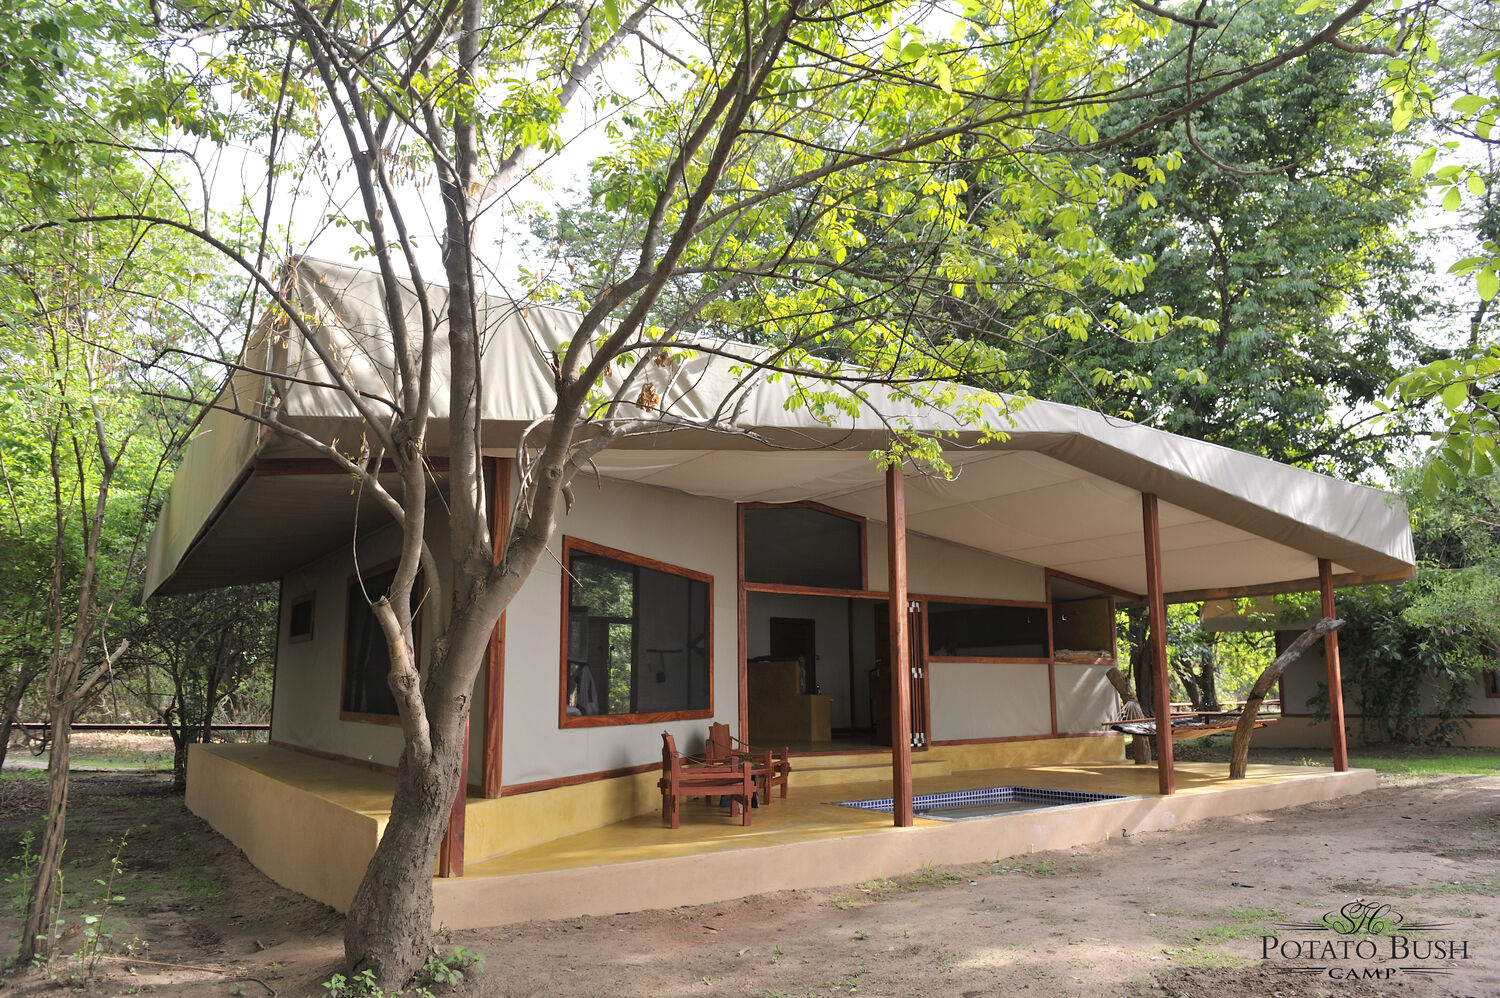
[1389,2,1500,492]
[1028,3,1432,477]
[122,584,278,789]
[1309,465,1499,742]
[0,1,215,965]
[35,0,1433,984]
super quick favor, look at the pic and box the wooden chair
[658,732,755,829]
[705,722,791,806]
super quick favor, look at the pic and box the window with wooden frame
[925,598,1050,662]
[561,537,713,727]
[1485,669,1499,698]
[741,502,866,591]
[341,565,421,724]
[287,594,315,643]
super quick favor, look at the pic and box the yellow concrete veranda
[186,742,1375,929]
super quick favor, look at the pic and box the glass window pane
[743,506,862,589]
[566,546,711,720]
[926,602,1048,659]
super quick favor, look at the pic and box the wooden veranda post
[1319,558,1349,772]
[438,720,468,877]
[1142,494,1175,796]
[887,465,914,826]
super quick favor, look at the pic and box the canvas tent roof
[144,259,1415,600]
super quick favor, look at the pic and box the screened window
[563,539,712,725]
[342,568,418,720]
[926,601,1049,660]
[743,505,863,589]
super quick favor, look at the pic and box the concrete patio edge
[431,768,1377,929]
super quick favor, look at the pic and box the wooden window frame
[1484,669,1499,699]
[287,593,316,644]
[922,595,1053,665]
[738,500,868,593]
[339,559,423,727]
[558,536,715,729]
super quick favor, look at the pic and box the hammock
[1106,712,1279,741]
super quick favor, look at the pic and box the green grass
[1345,753,1500,775]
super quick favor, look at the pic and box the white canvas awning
[145,259,1414,600]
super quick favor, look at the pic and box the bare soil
[1,756,1496,998]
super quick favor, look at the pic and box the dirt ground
[1,753,1497,998]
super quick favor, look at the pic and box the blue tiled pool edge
[830,785,1128,820]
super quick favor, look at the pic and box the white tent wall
[928,663,1052,741]
[270,508,491,788]
[1053,664,1120,734]
[499,474,740,787]
[865,526,1045,602]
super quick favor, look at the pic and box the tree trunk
[18,702,73,963]
[1128,611,1159,763]
[0,678,23,772]
[342,728,462,987]
[1105,666,1152,763]
[0,664,43,772]
[1229,617,1341,779]
[1199,634,1220,711]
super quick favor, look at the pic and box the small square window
[288,595,315,643]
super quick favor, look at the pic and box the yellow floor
[203,745,1332,882]
[462,760,1329,879]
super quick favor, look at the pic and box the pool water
[831,785,1126,821]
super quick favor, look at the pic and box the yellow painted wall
[185,744,385,912]
[929,733,1124,770]
[465,769,663,861]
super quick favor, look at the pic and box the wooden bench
[705,721,791,806]
[658,732,756,828]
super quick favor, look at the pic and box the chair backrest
[661,732,679,773]
[706,722,731,761]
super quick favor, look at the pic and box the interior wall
[927,662,1051,741]
[501,474,738,787]
[850,600,877,729]
[746,592,857,728]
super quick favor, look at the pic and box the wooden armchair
[705,722,790,805]
[658,732,755,829]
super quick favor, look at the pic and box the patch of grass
[0,768,47,782]
[986,859,1057,876]
[901,863,964,889]
[1164,945,1250,970]
[169,866,225,903]
[1330,877,1500,899]
[1345,753,1500,776]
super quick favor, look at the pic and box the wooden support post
[1142,494,1175,796]
[1319,558,1349,773]
[438,719,468,878]
[482,457,511,799]
[887,464,914,827]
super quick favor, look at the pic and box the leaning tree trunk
[19,700,74,962]
[1229,617,1341,779]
